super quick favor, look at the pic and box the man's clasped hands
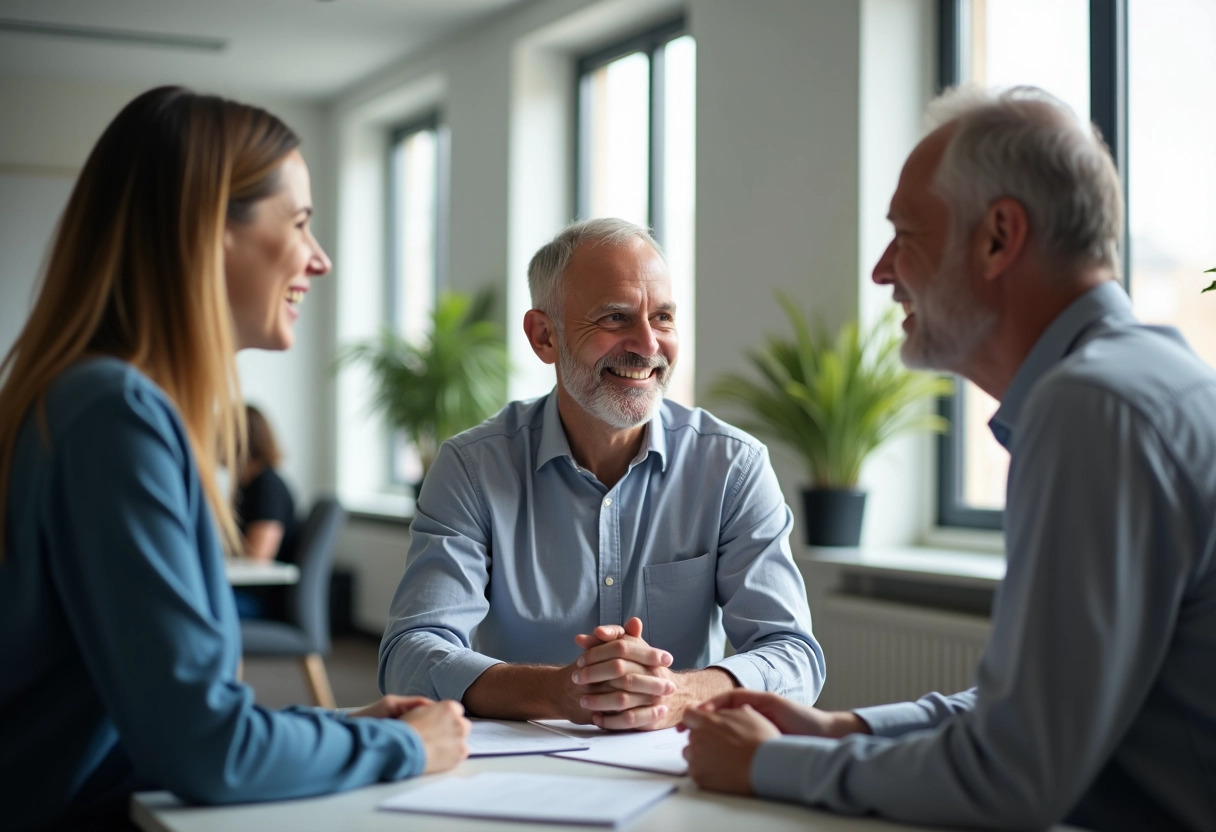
[353,614,868,795]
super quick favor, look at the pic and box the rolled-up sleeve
[710,445,826,703]
[378,441,504,701]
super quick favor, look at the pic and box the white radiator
[814,593,991,710]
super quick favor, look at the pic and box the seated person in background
[379,218,825,731]
[236,404,298,562]
[0,86,468,832]
[681,85,1216,831]
[232,404,299,618]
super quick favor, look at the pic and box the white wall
[0,78,151,169]
[0,79,151,365]
[689,0,864,537]
[856,0,939,546]
[0,172,72,360]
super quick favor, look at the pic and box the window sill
[920,525,1004,554]
[798,545,1005,590]
[340,490,416,525]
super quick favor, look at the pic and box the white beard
[555,332,673,429]
[901,242,996,372]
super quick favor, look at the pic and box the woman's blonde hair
[0,86,299,558]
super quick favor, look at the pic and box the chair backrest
[283,496,346,655]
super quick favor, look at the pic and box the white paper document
[533,720,689,775]
[467,719,591,756]
[378,771,675,827]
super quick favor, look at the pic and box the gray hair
[526,218,665,321]
[926,85,1123,278]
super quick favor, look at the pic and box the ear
[975,197,1030,281]
[523,309,558,365]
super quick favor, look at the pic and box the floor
[242,634,384,709]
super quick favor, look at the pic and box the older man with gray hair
[682,85,1216,831]
[379,218,824,731]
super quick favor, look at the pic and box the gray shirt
[379,393,825,704]
[752,282,1216,831]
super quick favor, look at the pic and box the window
[1126,1,1216,368]
[387,115,448,485]
[937,0,1129,528]
[940,0,1216,528]
[576,21,697,406]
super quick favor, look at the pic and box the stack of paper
[379,772,675,827]
[466,719,590,757]
[532,720,689,775]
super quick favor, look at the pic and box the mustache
[597,353,670,372]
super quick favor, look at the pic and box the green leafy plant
[338,288,509,475]
[1202,267,1216,294]
[709,293,952,489]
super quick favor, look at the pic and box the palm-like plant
[339,288,509,475]
[1202,267,1216,294]
[710,293,951,489]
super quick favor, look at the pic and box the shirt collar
[535,389,669,473]
[988,280,1135,449]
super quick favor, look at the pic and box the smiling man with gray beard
[379,218,824,731]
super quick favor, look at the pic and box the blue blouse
[0,358,424,831]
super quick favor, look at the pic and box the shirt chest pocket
[641,552,715,668]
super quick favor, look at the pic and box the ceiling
[0,0,532,100]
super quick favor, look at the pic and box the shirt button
[603,498,612,507]
[604,577,614,586]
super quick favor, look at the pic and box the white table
[130,747,1080,832]
[224,558,299,586]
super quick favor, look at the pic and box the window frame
[934,0,1128,529]
[574,16,687,244]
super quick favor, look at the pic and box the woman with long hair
[0,86,468,831]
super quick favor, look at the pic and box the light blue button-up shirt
[750,282,1216,830]
[379,392,825,705]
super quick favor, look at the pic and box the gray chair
[240,496,346,708]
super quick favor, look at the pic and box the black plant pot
[801,488,867,547]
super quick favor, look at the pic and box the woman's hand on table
[345,695,434,720]
[402,700,471,773]
[346,695,471,773]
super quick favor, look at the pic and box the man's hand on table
[689,689,872,738]
[566,617,734,731]
[678,703,778,794]
[679,689,873,794]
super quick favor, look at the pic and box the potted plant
[338,287,509,481]
[709,293,951,546]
